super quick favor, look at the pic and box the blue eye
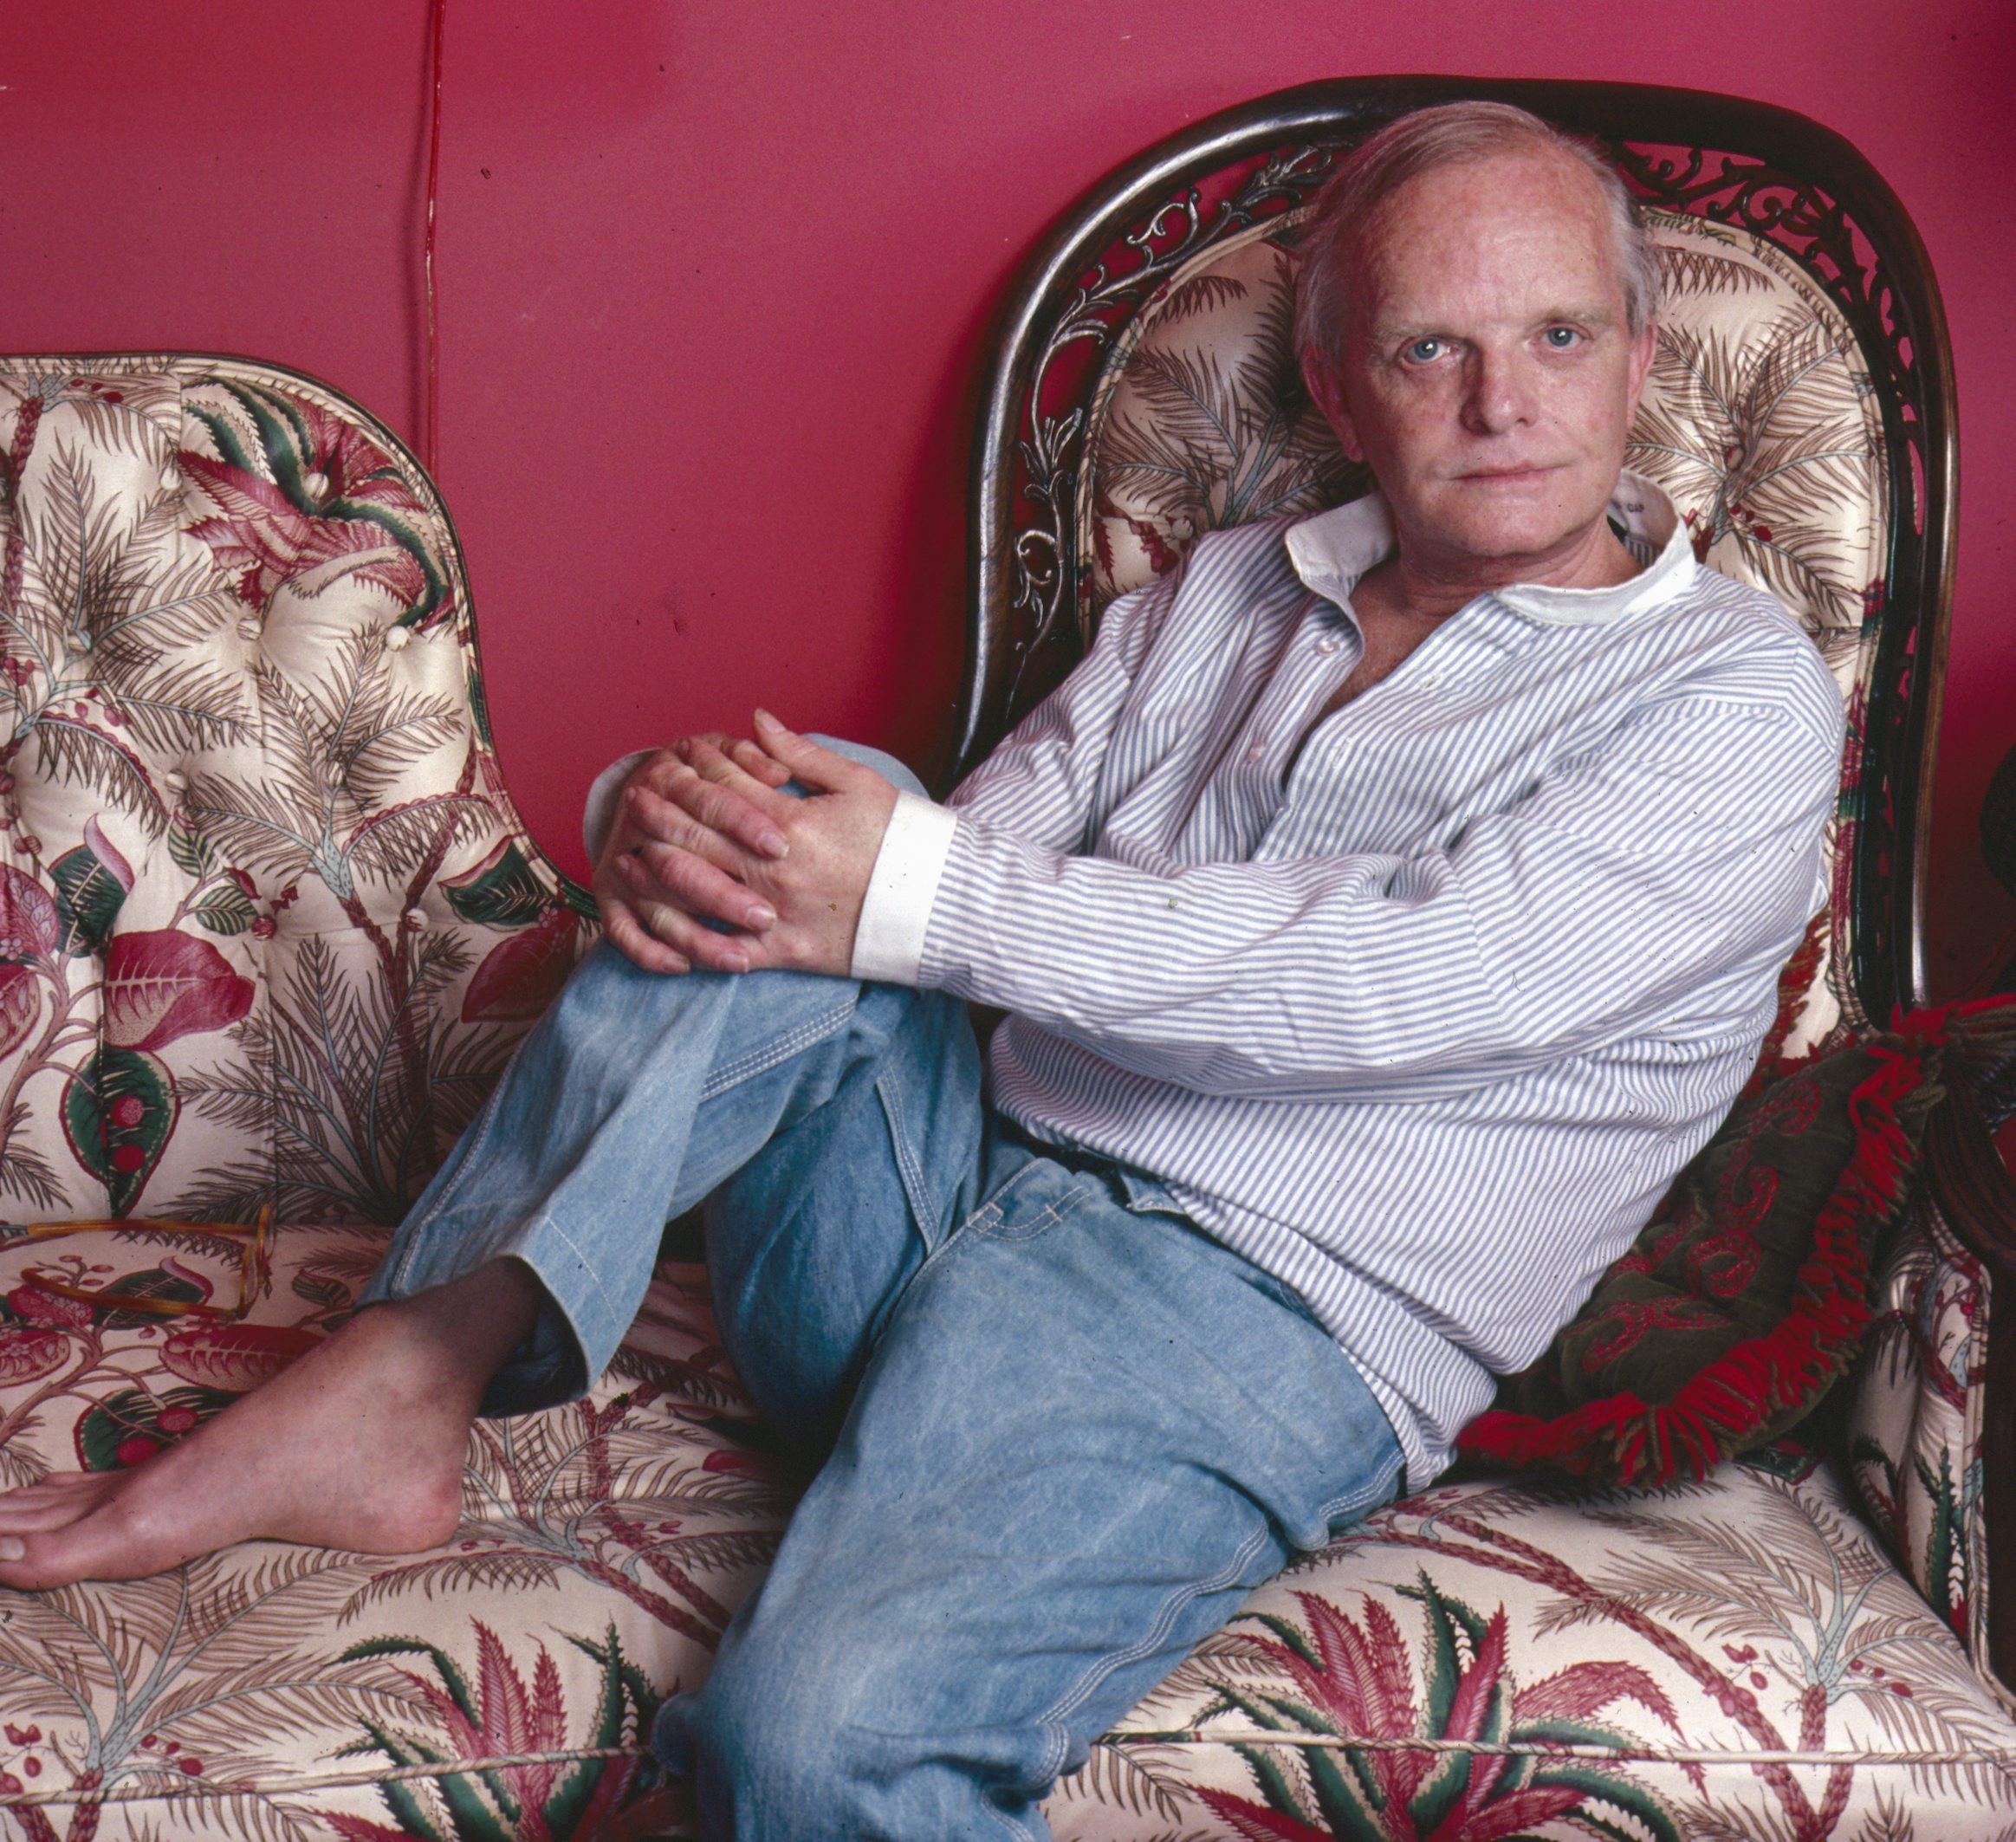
[1543,326,1581,349]
[1403,337,1447,363]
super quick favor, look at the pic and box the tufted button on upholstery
[384,626,412,652]
[237,613,262,643]
[403,908,427,931]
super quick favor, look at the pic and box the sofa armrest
[1847,1073,2016,1712]
[1926,1076,2016,1702]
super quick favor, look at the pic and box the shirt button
[1314,635,1340,656]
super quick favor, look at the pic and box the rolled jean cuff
[478,1282,589,1418]
[358,1198,646,1420]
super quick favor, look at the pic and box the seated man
[0,101,1841,1840]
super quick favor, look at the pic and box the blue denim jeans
[365,748,1403,1841]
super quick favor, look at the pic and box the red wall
[6,0,2013,995]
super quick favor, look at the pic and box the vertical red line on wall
[423,0,448,477]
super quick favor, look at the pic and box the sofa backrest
[0,359,591,1226]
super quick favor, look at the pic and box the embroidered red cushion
[1457,999,2015,1488]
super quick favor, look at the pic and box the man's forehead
[1345,149,1627,324]
[1367,144,1612,242]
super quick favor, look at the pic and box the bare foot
[0,1259,541,1588]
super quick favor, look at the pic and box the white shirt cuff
[583,749,654,864]
[849,791,958,985]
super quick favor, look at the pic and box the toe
[0,1502,185,1589]
[0,1477,122,1533]
[0,1469,120,1512]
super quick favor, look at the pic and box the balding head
[1293,101,1660,375]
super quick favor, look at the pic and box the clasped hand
[593,710,898,977]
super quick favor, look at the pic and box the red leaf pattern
[0,1327,68,1385]
[103,930,256,1051]
[1192,1789,1334,1842]
[0,962,41,1060]
[7,1284,90,1330]
[159,1322,321,1393]
[1514,1657,1681,1732]
[0,867,58,963]
[462,905,580,1023]
[181,393,444,619]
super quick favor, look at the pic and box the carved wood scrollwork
[993,146,1337,738]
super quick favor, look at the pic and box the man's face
[1304,148,1657,586]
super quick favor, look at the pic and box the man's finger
[678,735,806,830]
[671,732,793,790]
[626,780,783,867]
[666,742,793,858]
[736,738,794,788]
[750,710,866,795]
[600,898,691,976]
[613,856,755,973]
[629,838,777,933]
[622,748,784,861]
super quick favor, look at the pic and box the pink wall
[6,0,2013,995]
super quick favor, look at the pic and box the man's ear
[1301,354,1364,463]
[1624,317,1658,420]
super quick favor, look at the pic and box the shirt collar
[1283,470,1695,627]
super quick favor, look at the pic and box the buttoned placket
[1266,591,1535,861]
[1234,596,1362,775]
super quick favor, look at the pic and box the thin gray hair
[1293,101,1661,373]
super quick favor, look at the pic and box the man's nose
[1461,347,1537,436]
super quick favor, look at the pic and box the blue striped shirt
[852,477,1842,1484]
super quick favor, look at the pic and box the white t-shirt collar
[1283,470,1695,627]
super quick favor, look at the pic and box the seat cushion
[0,1221,787,1837]
[3,1221,2013,1839]
[1059,1457,2016,1839]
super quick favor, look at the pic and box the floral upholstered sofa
[3,77,2015,1841]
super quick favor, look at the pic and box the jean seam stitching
[1031,1519,1273,1780]
[388,1074,512,1290]
[943,1162,1040,1247]
[699,1002,852,1099]
[997,1197,1064,1241]
[1312,1451,1406,1534]
[526,1209,626,1337]
[981,1199,1060,1242]
[974,1175,1092,1243]
[877,1074,935,1247]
